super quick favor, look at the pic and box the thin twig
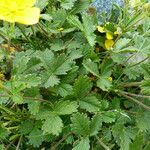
[129,57,148,68]
[51,133,73,150]
[16,136,22,150]
[120,91,150,99]
[118,92,150,111]
[120,82,141,87]
[0,94,51,103]
[96,136,111,150]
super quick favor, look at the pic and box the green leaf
[67,15,83,31]
[102,111,117,123]
[82,14,96,47]
[50,39,64,51]
[141,79,150,95]
[28,128,43,147]
[28,101,40,115]
[83,59,99,77]
[136,111,150,131]
[58,0,77,10]
[73,138,90,150]
[56,83,73,97]
[97,77,112,91]
[42,116,63,136]
[70,0,90,14]
[79,96,101,113]
[112,124,136,150]
[129,133,144,150]
[143,17,150,32]
[114,38,131,51]
[90,114,102,136]
[71,113,90,137]
[0,144,5,150]
[0,127,9,140]
[17,74,41,88]
[38,50,72,88]
[36,0,49,10]
[42,74,60,88]
[124,66,142,80]
[12,52,30,75]
[19,120,34,135]
[73,76,92,99]
[12,94,23,104]
[53,100,78,115]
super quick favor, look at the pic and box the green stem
[17,25,36,48]
[96,136,111,150]
[0,105,15,115]
[119,91,150,99]
[117,91,150,111]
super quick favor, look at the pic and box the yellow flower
[106,32,113,40]
[108,77,113,82]
[105,39,114,50]
[97,26,105,33]
[57,28,64,31]
[0,0,40,25]
[114,31,119,35]
[1,44,16,53]
[0,72,5,80]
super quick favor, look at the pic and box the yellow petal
[106,32,113,40]
[0,8,16,23]
[97,26,105,33]
[105,40,114,50]
[16,7,40,25]
[114,31,119,35]
[0,1,6,7]
[5,0,36,9]
[108,77,113,81]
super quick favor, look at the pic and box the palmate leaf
[71,113,90,137]
[37,50,73,88]
[73,76,92,99]
[83,59,99,77]
[112,124,136,150]
[124,66,142,80]
[90,114,102,136]
[28,101,40,115]
[53,100,78,115]
[28,128,44,147]
[67,15,84,31]
[19,120,34,135]
[70,0,90,14]
[136,111,150,132]
[0,144,5,150]
[42,116,63,136]
[58,0,77,10]
[73,138,90,150]
[67,14,96,46]
[55,83,73,97]
[97,77,112,91]
[0,126,9,140]
[82,14,96,47]
[141,79,150,95]
[79,96,101,113]
[12,53,30,75]
[129,133,144,150]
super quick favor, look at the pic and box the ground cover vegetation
[0,0,150,149]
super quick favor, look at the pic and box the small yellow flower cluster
[1,44,16,53]
[97,23,121,50]
[0,0,40,25]
[108,76,113,82]
[57,28,64,32]
[0,72,5,80]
